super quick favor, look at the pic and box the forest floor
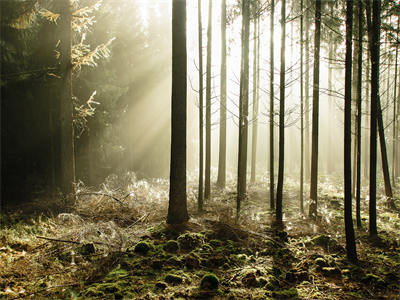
[1,173,400,299]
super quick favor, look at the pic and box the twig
[36,236,110,247]
[76,192,123,204]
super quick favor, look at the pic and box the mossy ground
[1,176,399,299]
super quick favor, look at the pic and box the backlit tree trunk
[167,0,189,225]
[269,0,275,210]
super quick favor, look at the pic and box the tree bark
[344,0,357,263]
[237,0,250,219]
[300,0,304,213]
[197,0,204,212]
[59,0,75,195]
[269,0,275,210]
[392,17,399,188]
[251,11,259,184]
[204,0,212,201]
[276,0,286,224]
[217,0,227,189]
[304,0,311,181]
[167,0,189,225]
[309,0,321,219]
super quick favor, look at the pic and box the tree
[217,0,227,189]
[58,0,75,195]
[344,0,357,263]
[167,0,189,225]
[204,0,212,201]
[304,0,311,181]
[309,0,321,219]
[299,0,304,213]
[276,0,286,224]
[197,0,204,212]
[392,16,399,188]
[237,0,250,219]
[366,0,380,236]
[251,5,259,184]
[269,0,275,210]
[355,0,363,228]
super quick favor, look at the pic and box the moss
[155,281,167,290]
[105,266,129,280]
[312,235,331,248]
[165,273,183,285]
[200,273,220,290]
[166,256,182,267]
[77,243,95,256]
[183,254,200,269]
[209,239,222,248]
[163,240,179,253]
[321,267,341,278]
[361,273,386,286]
[242,271,258,287]
[315,257,328,267]
[134,241,152,254]
[81,280,131,299]
[271,288,299,299]
[177,233,204,250]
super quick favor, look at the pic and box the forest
[1,0,400,299]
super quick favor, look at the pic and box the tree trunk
[366,0,380,236]
[364,52,370,180]
[59,0,75,195]
[204,0,212,201]
[355,0,363,228]
[276,0,286,224]
[309,0,321,219]
[344,0,357,263]
[327,2,334,175]
[167,0,189,225]
[237,0,250,219]
[269,0,275,210]
[300,0,304,213]
[217,0,227,189]
[392,17,399,188]
[197,0,204,212]
[251,11,259,184]
[304,1,311,181]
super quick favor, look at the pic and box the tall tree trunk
[59,0,75,195]
[364,52,370,180]
[217,0,227,189]
[304,1,311,180]
[309,0,321,219]
[392,17,399,188]
[204,0,212,201]
[269,0,275,210]
[251,11,259,184]
[167,0,189,225]
[344,0,357,263]
[276,0,286,224]
[366,0,380,236]
[300,0,304,213]
[197,0,204,212]
[356,0,363,228]
[327,1,334,175]
[237,0,250,219]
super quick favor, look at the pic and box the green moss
[209,239,222,248]
[315,257,327,267]
[361,273,386,286]
[105,266,129,280]
[312,235,331,247]
[177,233,204,250]
[200,273,219,290]
[163,240,179,253]
[155,281,167,290]
[271,288,299,299]
[165,273,183,285]
[134,241,152,254]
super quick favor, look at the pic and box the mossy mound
[321,267,341,278]
[315,257,328,267]
[165,274,183,285]
[271,288,299,299]
[361,273,386,286]
[163,240,179,253]
[133,241,152,254]
[200,273,219,290]
[155,281,167,290]
[177,233,204,250]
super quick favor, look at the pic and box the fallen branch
[76,192,124,204]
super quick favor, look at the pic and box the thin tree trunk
[366,0,379,236]
[304,1,311,181]
[356,0,363,228]
[59,0,75,195]
[269,0,275,210]
[197,0,204,212]
[344,0,357,263]
[327,1,334,175]
[364,52,370,180]
[251,11,259,184]
[392,17,399,188]
[217,0,227,189]
[204,0,212,201]
[167,0,189,225]
[276,0,286,224]
[237,0,250,219]
[309,0,321,219]
[300,0,304,213]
